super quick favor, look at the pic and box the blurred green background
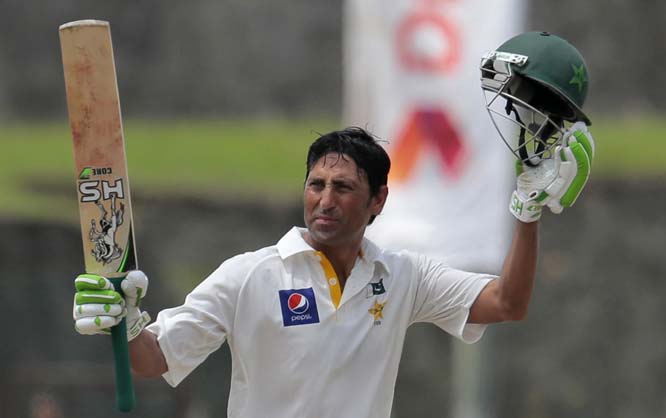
[0,119,336,221]
[2,116,664,222]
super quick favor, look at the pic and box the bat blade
[60,19,137,412]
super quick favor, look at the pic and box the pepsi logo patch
[279,287,320,327]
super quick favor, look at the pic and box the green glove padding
[73,271,151,341]
[509,122,595,222]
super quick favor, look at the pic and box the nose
[319,186,336,211]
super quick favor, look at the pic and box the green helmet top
[496,31,590,124]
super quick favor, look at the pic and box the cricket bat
[59,19,137,412]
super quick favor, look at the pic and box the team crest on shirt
[368,300,386,326]
[279,288,320,327]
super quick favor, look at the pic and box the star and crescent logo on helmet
[569,64,587,93]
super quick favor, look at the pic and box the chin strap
[505,99,545,167]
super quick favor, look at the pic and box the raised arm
[469,124,595,324]
[468,220,538,323]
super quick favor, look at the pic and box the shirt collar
[276,227,315,259]
[276,227,392,276]
[358,234,391,276]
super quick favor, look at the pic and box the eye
[334,182,353,192]
[307,179,324,190]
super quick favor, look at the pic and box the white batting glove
[73,270,151,341]
[510,122,595,223]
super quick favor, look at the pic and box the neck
[304,233,363,282]
[322,245,360,282]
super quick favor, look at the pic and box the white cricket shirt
[147,227,495,418]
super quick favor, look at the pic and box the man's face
[303,153,387,250]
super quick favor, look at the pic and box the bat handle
[110,277,136,412]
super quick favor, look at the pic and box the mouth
[313,215,339,226]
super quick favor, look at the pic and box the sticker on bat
[79,179,125,203]
[79,166,113,179]
[89,195,126,265]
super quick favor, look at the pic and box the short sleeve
[409,253,495,343]
[146,256,247,387]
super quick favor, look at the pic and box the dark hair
[305,127,391,224]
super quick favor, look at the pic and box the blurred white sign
[344,0,525,272]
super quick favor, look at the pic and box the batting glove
[510,122,595,223]
[73,270,151,341]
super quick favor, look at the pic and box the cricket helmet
[480,31,591,165]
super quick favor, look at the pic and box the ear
[370,185,389,216]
